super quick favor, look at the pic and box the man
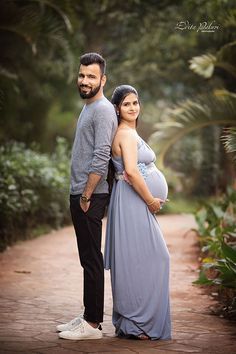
[57,53,117,340]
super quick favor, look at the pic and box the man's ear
[101,74,107,87]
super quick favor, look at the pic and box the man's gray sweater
[70,96,118,195]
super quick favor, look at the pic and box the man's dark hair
[80,52,106,75]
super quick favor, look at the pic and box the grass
[162,193,202,214]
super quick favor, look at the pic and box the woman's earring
[116,111,119,116]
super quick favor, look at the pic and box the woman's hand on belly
[147,197,165,214]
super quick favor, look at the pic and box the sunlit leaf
[189,54,216,78]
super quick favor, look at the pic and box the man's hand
[80,173,101,213]
[80,199,91,212]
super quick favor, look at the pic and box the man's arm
[80,104,117,212]
[83,173,101,199]
[80,173,101,212]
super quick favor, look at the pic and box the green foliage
[162,133,204,195]
[195,188,236,253]
[161,194,200,214]
[1,0,236,149]
[44,100,78,149]
[149,7,236,195]
[0,0,75,144]
[189,41,236,79]
[193,188,236,317]
[0,137,70,251]
[151,90,236,168]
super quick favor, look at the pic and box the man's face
[77,64,104,99]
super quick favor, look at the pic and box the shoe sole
[56,322,102,333]
[59,333,103,340]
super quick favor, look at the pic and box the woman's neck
[119,121,136,130]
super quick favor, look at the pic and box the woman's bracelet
[147,198,155,206]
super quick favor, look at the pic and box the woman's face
[119,93,140,123]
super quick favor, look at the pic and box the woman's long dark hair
[107,85,139,195]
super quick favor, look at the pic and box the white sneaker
[56,314,83,332]
[58,318,103,340]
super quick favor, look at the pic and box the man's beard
[78,81,101,99]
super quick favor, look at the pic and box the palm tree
[0,0,74,88]
[151,90,236,167]
[151,40,236,169]
[189,41,236,80]
[0,0,75,143]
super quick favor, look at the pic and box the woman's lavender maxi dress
[104,137,171,340]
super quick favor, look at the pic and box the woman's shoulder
[112,129,140,155]
[116,128,139,140]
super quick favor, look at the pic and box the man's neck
[85,92,104,105]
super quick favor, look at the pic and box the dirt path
[0,214,235,353]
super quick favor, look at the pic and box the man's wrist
[80,195,91,203]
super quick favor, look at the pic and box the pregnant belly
[146,169,168,201]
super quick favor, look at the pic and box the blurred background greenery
[0,0,235,251]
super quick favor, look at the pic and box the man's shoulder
[96,97,114,110]
[94,97,117,120]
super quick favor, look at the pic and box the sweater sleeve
[89,104,117,176]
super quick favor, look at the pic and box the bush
[0,137,71,251]
[193,187,236,318]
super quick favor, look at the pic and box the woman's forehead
[122,93,138,103]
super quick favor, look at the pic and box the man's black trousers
[70,193,109,323]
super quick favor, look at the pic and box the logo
[175,20,220,33]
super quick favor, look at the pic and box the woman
[104,85,171,340]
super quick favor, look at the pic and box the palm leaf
[0,2,72,53]
[189,41,236,79]
[30,0,73,33]
[41,33,74,83]
[222,8,236,31]
[0,66,18,80]
[0,4,41,53]
[189,54,216,78]
[0,1,74,85]
[150,91,236,167]
[221,128,236,161]
[216,41,236,78]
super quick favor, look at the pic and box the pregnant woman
[104,85,171,341]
